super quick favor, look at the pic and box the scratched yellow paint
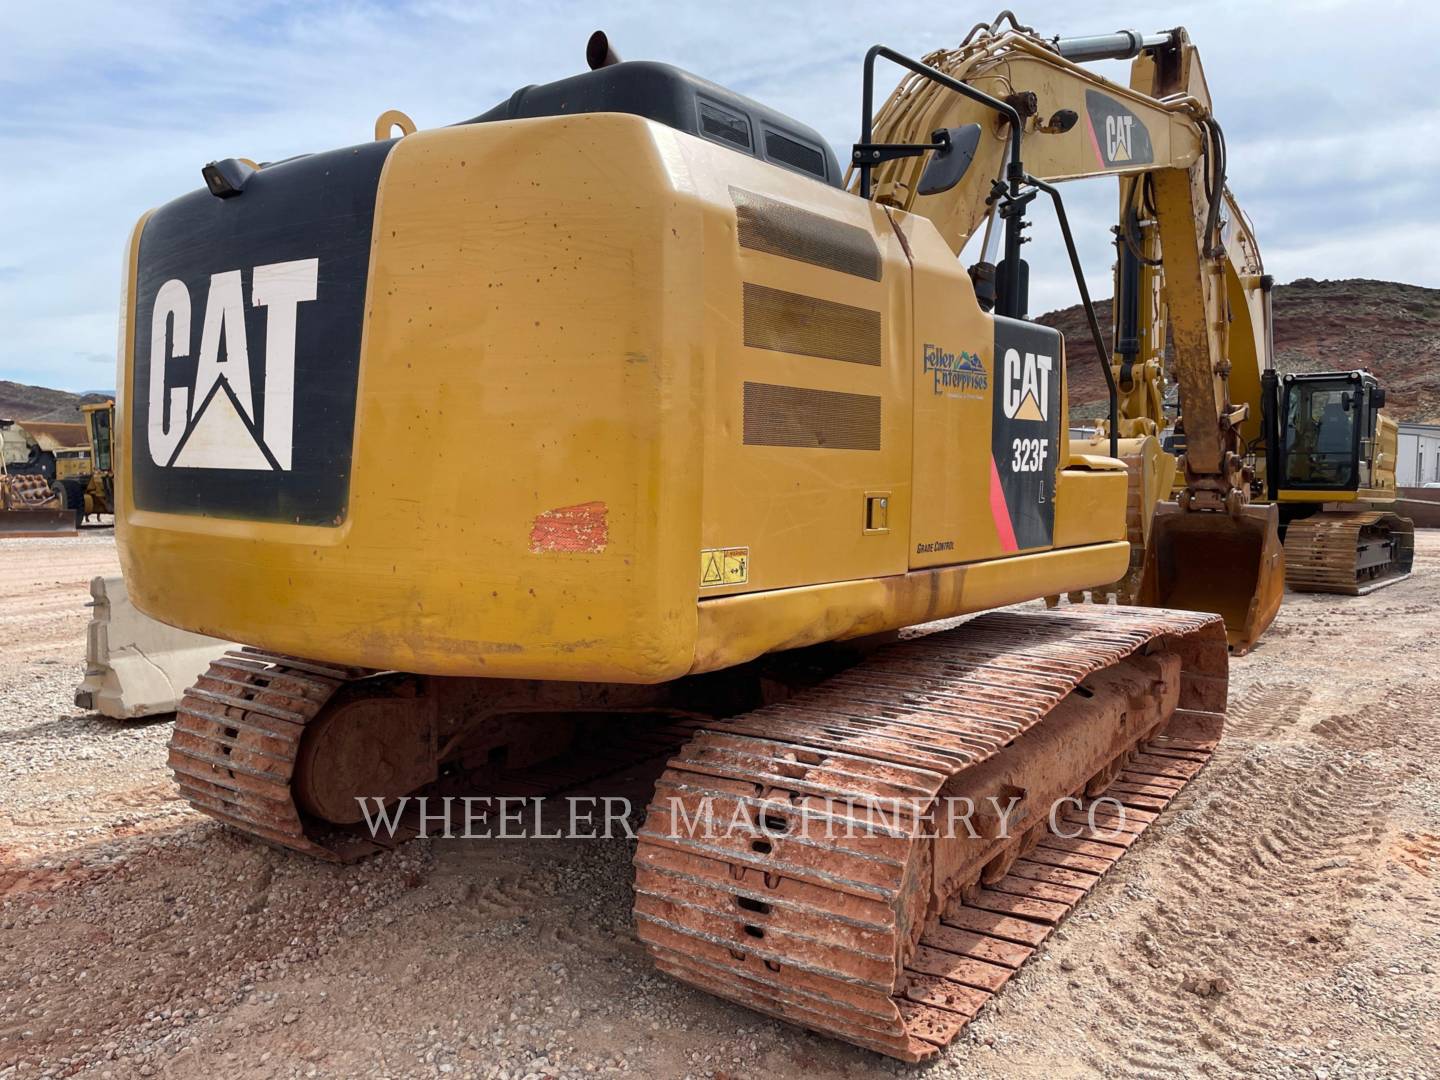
[118,112,1128,684]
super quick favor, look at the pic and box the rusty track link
[169,650,706,862]
[1283,510,1415,595]
[168,649,374,861]
[633,606,1227,1061]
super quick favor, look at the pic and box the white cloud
[3,0,1437,388]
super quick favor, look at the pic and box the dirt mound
[1040,278,1440,423]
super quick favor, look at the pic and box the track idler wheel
[292,678,439,825]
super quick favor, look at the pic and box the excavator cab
[1277,372,1373,493]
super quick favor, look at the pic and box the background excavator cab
[1279,373,1376,492]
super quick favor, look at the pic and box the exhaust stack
[586,30,621,69]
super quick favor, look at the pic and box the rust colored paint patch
[530,501,608,554]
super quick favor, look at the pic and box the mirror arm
[852,132,951,169]
[857,45,1022,198]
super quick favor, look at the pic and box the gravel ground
[1,531,1437,1079]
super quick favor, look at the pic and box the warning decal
[700,547,749,588]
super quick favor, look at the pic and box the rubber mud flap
[1139,500,1284,654]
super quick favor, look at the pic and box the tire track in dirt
[1078,743,1393,1078]
[0,829,435,1070]
[1311,682,1440,757]
[1222,682,1312,741]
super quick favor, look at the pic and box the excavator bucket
[1139,501,1285,654]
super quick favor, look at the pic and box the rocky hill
[1039,278,1440,423]
[0,382,113,423]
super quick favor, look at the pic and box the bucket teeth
[633,606,1228,1062]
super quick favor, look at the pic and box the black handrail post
[1027,175,1120,460]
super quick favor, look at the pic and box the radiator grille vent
[731,187,881,280]
[742,382,882,451]
[742,283,882,366]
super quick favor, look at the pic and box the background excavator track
[1283,510,1415,594]
[633,605,1226,1061]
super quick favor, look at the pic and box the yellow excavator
[1264,371,1413,593]
[119,15,1302,1062]
[1096,173,1412,611]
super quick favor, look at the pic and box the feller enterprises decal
[922,343,987,399]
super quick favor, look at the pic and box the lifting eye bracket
[856,45,1023,200]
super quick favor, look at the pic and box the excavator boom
[860,19,1284,650]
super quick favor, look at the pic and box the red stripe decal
[988,457,1019,552]
[1084,111,1105,166]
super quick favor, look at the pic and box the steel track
[633,606,1227,1061]
[1283,509,1415,595]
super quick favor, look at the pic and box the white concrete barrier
[74,576,236,719]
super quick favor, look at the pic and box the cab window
[1284,383,1356,488]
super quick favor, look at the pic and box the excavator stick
[1138,501,1285,655]
[634,606,1227,1062]
[1283,510,1415,595]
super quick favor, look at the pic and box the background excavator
[116,14,1322,1062]
[1091,172,1412,617]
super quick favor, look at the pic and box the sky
[3,0,1438,391]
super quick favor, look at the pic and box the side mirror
[918,124,983,196]
[1373,387,1387,409]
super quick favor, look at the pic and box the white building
[1397,422,1440,487]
